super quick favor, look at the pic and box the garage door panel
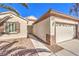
[56,23,75,43]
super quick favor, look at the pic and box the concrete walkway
[29,34,77,56]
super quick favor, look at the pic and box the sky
[0,3,76,19]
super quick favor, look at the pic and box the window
[5,22,20,33]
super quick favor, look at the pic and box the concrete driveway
[58,39,79,56]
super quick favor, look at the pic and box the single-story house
[0,11,27,40]
[33,9,79,45]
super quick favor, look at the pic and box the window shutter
[5,23,9,33]
[16,22,20,33]
[0,26,4,33]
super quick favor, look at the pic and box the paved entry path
[29,34,78,56]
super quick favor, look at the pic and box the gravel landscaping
[0,37,38,56]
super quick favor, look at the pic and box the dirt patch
[45,44,64,53]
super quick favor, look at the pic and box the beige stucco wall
[50,16,55,35]
[0,13,27,40]
[49,16,55,45]
[33,17,50,42]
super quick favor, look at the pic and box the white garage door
[56,23,76,43]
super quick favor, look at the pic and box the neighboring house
[33,9,79,45]
[0,11,27,40]
[26,16,37,34]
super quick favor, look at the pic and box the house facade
[0,11,27,40]
[33,9,79,45]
